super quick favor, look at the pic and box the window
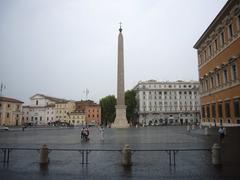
[228,24,233,38]
[220,32,225,46]
[238,14,240,30]
[7,104,10,108]
[216,73,220,86]
[0,103,1,107]
[6,113,9,118]
[223,69,228,83]
[225,101,231,118]
[232,64,237,81]
[202,105,205,118]
[209,45,212,57]
[212,103,216,118]
[207,105,210,118]
[204,50,207,61]
[218,102,223,118]
[36,100,38,106]
[214,39,218,51]
[234,98,240,117]
[211,76,214,88]
[205,79,208,90]
[199,54,202,65]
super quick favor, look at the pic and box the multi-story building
[75,100,101,125]
[68,111,86,126]
[0,96,24,126]
[22,94,66,125]
[55,101,76,123]
[194,0,240,127]
[133,80,200,126]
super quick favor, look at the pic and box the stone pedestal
[112,105,129,128]
[40,144,49,164]
[212,143,221,165]
[122,144,132,166]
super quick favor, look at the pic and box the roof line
[193,0,232,49]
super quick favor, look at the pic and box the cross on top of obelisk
[119,22,122,32]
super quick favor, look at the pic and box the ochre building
[55,101,76,123]
[75,100,101,125]
[194,0,240,126]
[0,97,24,126]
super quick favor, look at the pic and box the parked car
[0,126,9,131]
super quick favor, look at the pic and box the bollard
[204,127,208,135]
[212,143,221,165]
[40,144,49,164]
[187,125,190,132]
[199,124,202,129]
[122,144,132,166]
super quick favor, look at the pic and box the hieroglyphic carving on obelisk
[112,23,129,128]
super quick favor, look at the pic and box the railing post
[173,151,176,166]
[86,150,90,164]
[168,150,172,166]
[212,143,221,165]
[40,144,49,164]
[3,149,6,163]
[122,144,132,166]
[7,149,10,163]
[81,150,85,164]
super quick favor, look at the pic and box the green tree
[100,95,116,126]
[125,90,137,125]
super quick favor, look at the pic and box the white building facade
[22,94,66,125]
[134,80,200,126]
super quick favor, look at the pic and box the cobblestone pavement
[0,126,239,180]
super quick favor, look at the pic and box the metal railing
[0,147,210,166]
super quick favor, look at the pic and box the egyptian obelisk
[112,23,129,128]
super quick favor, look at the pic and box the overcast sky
[0,0,227,104]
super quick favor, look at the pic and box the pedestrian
[80,127,85,140]
[218,126,225,143]
[99,126,104,141]
[85,127,90,141]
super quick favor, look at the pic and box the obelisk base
[112,105,129,128]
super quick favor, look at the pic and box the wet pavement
[0,126,240,179]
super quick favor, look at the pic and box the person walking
[218,126,225,143]
[99,126,104,141]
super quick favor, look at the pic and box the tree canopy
[100,95,116,126]
[100,90,137,126]
[125,90,137,125]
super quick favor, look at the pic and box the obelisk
[112,23,129,128]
